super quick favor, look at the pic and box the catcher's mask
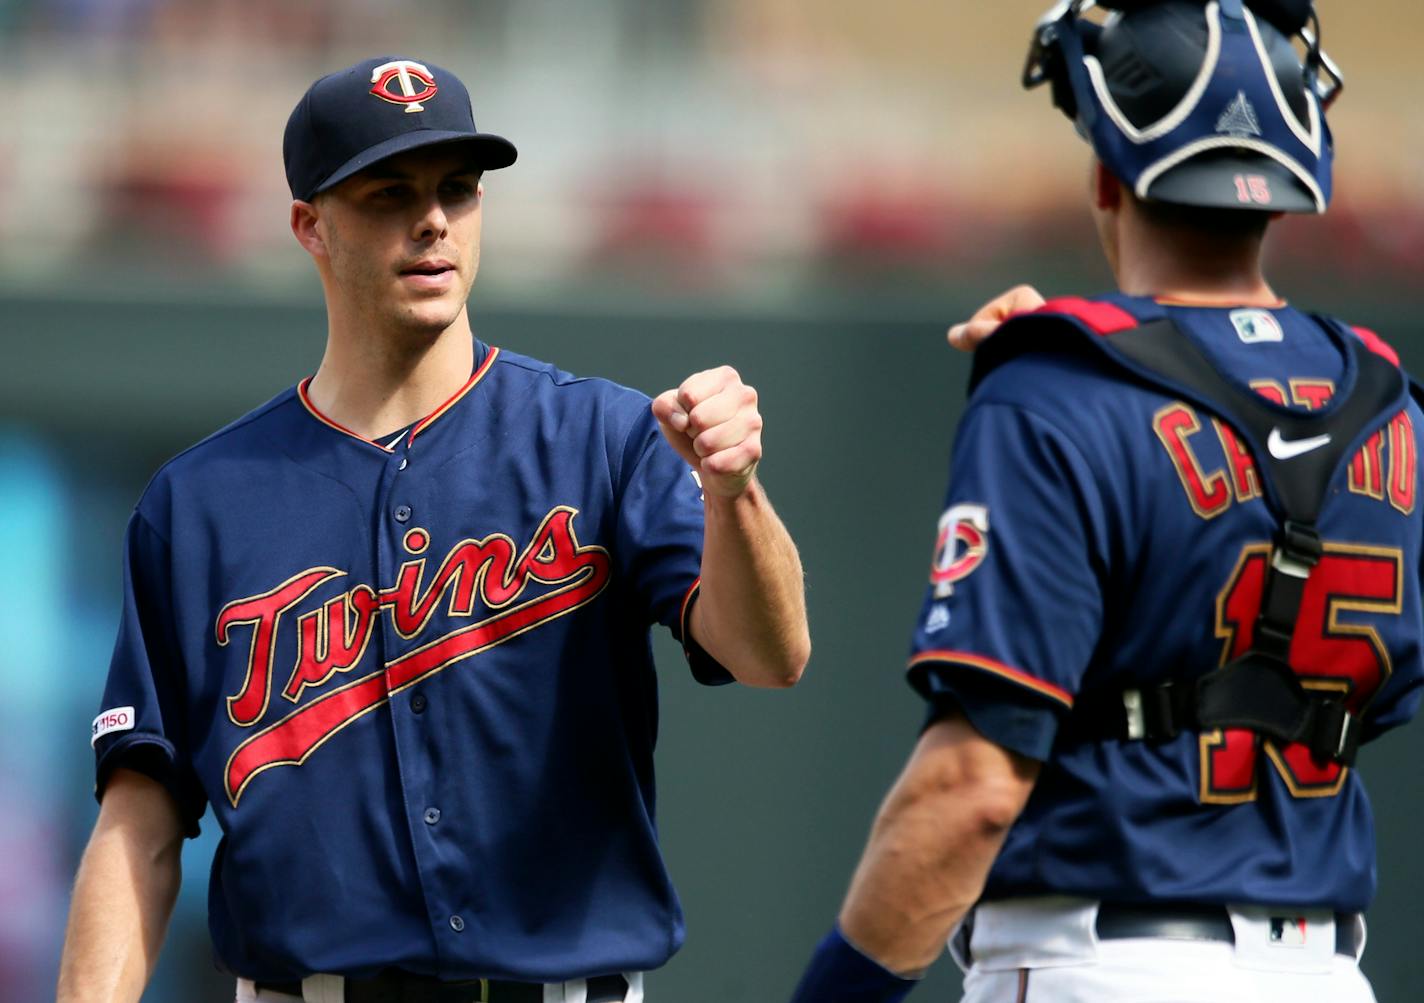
[1023,0,1343,213]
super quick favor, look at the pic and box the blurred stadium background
[1,1,1421,1000]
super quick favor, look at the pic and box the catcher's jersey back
[909,294,1424,912]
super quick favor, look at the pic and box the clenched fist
[652,366,763,498]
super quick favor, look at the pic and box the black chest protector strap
[1060,317,1407,768]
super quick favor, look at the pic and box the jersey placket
[373,431,484,967]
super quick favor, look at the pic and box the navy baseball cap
[283,56,517,202]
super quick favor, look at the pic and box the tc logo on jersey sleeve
[930,503,990,599]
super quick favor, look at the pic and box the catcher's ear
[290,200,327,258]
[1093,161,1124,212]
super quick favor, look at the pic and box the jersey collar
[1153,295,1289,309]
[297,344,500,453]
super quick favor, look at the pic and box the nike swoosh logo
[1268,427,1331,460]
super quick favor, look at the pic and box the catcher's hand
[948,284,1046,351]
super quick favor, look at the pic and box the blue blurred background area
[2,1,1422,1000]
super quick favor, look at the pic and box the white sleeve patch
[92,706,136,746]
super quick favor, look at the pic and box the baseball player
[790,2,1423,1001]
[57,57,810,1003]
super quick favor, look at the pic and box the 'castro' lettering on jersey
[215,506,611,806]
[1153,397,1417,519]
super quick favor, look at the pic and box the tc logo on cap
[369,59,438,113]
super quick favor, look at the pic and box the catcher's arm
[838,709,1040,974]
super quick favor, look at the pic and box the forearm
[838,716,1038,974]
[58,775,185,1003]
[692,477,809,686]
[838,788,1003,973]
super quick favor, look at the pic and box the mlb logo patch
[1230,309,1284,344]
[92,706,136,746]
[1269,916,1308,948]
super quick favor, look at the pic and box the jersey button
[398,458,408,471]
[394,505,412,523]
[424,807,441,825]
[449,915,465,933]
[411,693,427,714]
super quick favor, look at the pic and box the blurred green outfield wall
[4,291,1421,1001]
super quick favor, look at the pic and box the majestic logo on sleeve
[215,507,609,806]
[369,60,438,113]
[931,503,990,599]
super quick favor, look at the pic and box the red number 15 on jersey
[1201,542,1403,804]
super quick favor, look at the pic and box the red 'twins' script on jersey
[214,506,611,806]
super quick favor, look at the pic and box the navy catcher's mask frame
[1023,0,1344,214]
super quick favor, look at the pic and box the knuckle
[686,407,712,434]
[704,452,736,475]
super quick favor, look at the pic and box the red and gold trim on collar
[908,650,1074,710]
[409,346,500,445]
[296,346,501,453]
[1154,295,1288,309]
[297,379,393,452]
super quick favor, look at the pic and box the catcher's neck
[1095,165,1281,308]
[1112,223,1280,307]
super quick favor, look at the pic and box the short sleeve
[615,410,733,685]
[92,511,207,836]
[907,402,1108,760]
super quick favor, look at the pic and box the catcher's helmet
[1023,0,1343,213]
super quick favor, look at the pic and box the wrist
[702,474,763,511]
[789,925,920,1003]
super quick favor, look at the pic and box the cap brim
[308,130,518,199]
[1145,152,1321,214]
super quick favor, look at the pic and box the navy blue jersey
[909,294,1424,912]
[91,342,729,983]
